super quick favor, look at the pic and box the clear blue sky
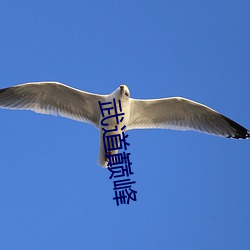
[0,1,249,249]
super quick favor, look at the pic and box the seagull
[0,82,249,167]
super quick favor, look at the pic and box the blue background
[0,1,249,249]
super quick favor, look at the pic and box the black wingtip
[222,115,250,139]
[0,88,8,94]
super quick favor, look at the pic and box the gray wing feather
[0,82,106,127]
[128,97,249,139]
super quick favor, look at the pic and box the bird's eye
[125,92,129,96]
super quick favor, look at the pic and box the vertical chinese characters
[99,98,137,206]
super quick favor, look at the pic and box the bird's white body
[0,82,249,167]
[98,86,131,167]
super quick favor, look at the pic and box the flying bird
[0,82,249,167]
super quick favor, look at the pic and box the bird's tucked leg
[105,151,111,162]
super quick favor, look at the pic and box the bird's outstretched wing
[128,97,249,139]
[0,82,106,127]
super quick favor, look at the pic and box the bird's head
[119,84,130,98]
[111,84,130,101]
